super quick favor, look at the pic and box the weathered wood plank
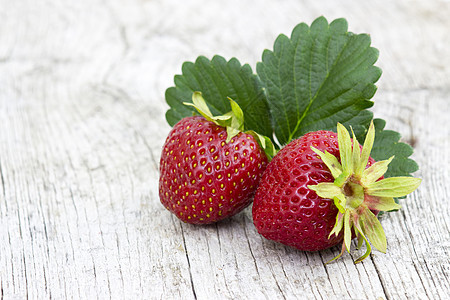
[0,0,449,299]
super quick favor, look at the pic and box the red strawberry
[159,93,271,224]
[252,130,355,251]
[253,122,421,262]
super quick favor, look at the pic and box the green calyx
[308,121,421,263]
[183,92,276,159]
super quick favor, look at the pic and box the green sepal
[359,209,387,253]
[337,123,353,173]
[308,183,347,213]
[228,97,245,132]
[183,91,212,119]
[353,220,372,263]
[366,177,422,197]
[183,92,232,127]
[333,194,347,214]
[343,212,352,253]
[362,156,394,185]
[334,170,351,187]
[326,243,346,264]
[351,127,362,175]
[356,120,375,177]
[183,92,276,159]
[226,127,241,143]
[307,182,342,199]
[329,212,344,238]
[310,147,342,178]
[345,183,364,209]
[246,130,277,160]
[364,195,401,211]
[356,232,364,249]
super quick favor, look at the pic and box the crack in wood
[180,224,197,300]
[371,256,390,300]
[0,161,6,198]
[400,209,436,299]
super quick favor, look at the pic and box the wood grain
[0,0,449,299]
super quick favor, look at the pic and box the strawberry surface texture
[252,130,376,251]
[159,116,268,224]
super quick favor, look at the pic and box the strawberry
[252,122,421,262]
[159,92,272,224]
[253,130,359,251]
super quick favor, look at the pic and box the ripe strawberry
[159,92,271,224]
[253,122,421,262]
[252,130,353,251]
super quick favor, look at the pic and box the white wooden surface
[1,0,449,299]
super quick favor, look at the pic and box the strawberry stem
[183,92,277,160]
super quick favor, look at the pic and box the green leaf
[163,18,420,199]
[256,16,381,145]
[165,55,273,139]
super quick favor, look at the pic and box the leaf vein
[276,41,292,142]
